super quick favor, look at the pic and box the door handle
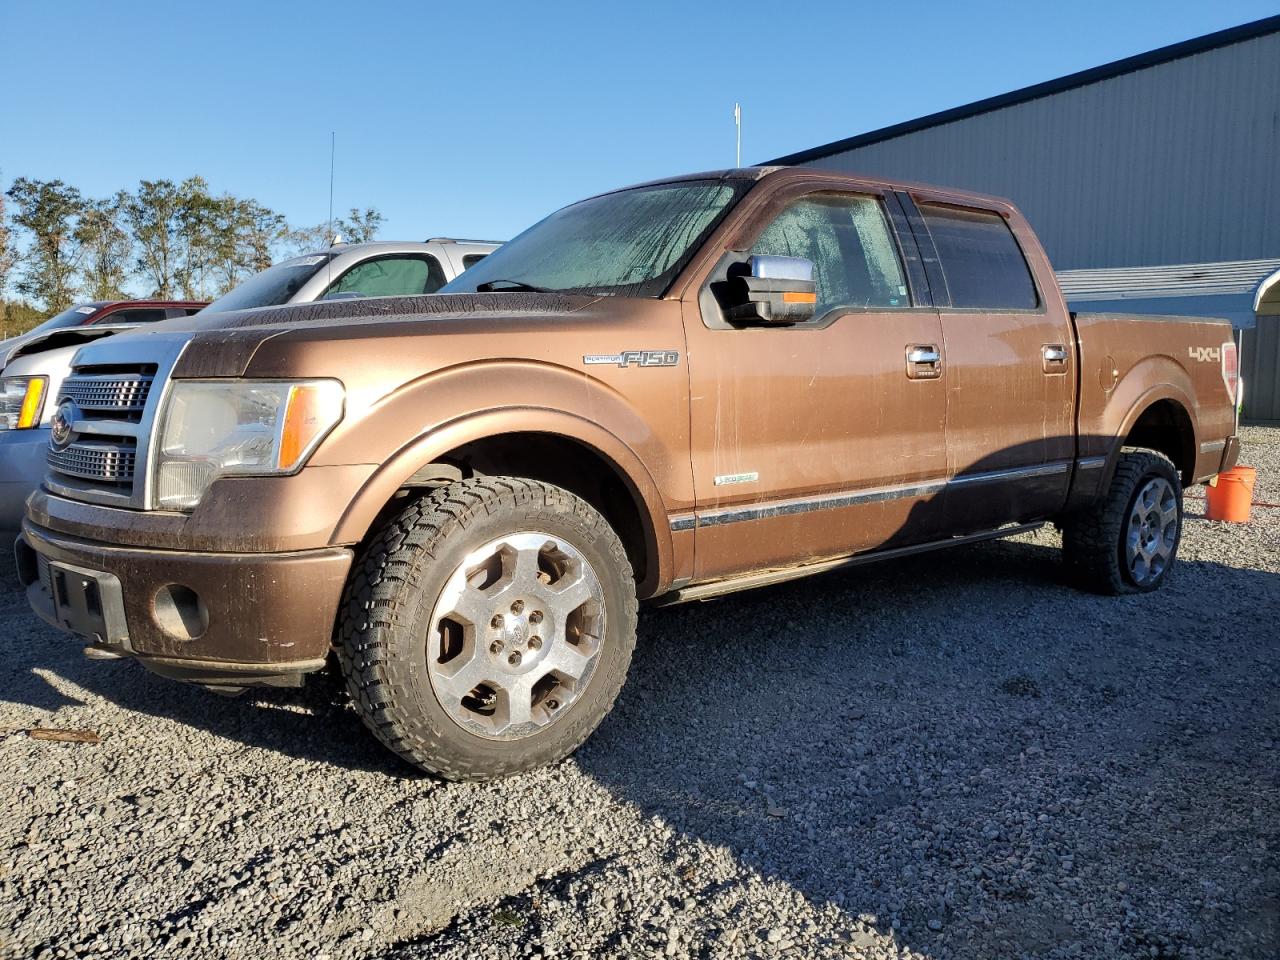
[906,344,941,380]
[1043,345,1068,363]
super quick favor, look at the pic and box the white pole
[734,103,742,167]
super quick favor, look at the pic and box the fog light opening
[153,584,209,641]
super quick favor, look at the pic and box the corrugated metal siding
[1243,317,1280,421]
[800,31,1280,271]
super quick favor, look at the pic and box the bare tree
[75,193,133,300]
[6,177,84,311]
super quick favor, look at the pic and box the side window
[917,204,1038,309]
[461,253,488,270]
[750,194,908,318]
[327,255,446,299]
[95,308,167,325]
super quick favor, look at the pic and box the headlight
[0,376,48,430]
[153,379,344,510]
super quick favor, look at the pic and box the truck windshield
[202,254,333,313]
[441,179,750,299]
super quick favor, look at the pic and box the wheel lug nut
[508,651,522,666]
[546,698,559,710]
[528,636,542,650]
[490,640,503,654]
[510,599,525,614]
[491,615,504,628]
[528,610,543,624]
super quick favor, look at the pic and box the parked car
[17,167,1240,781]
[1,300,207,367]
[0,242,497,530]
[198,239,499,313]
[1,302,208,532]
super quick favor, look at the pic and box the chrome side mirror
[727,255,817,324]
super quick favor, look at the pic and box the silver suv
[200,238,500,313]
[0,239,498,529]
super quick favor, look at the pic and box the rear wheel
[1061,449,1183,595]
[337,477,637,780]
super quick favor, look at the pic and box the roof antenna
[734,103,742,167]
[327,131,336,289]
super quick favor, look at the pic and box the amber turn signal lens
[17,377,47,429]
[277,382,344,470]
[781,291,817,304]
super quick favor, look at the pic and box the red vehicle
[7,299,208,341]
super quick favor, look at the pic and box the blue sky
[2,0,1275,243]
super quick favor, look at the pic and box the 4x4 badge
[583,351,679,368]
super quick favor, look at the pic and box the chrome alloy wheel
[1125,477,1179,585]
[426,532,606,740]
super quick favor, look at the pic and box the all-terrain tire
[336,477,637,780]
[1061,449,1183,595]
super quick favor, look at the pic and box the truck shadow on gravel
[5,528,1279,955]
[576,530,1280,957]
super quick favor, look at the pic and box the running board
[651,522,1044,606]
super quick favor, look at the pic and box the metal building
[769,16,1280,420]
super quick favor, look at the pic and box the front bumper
[17,519,352,687]
[0,428,51,532]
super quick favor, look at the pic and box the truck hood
[78,292,604,378]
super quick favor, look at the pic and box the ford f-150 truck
[16,167,1241,780]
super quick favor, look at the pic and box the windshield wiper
[475,279,551,293]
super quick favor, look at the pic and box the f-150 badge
[584,351,679,368]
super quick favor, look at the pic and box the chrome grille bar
[47,441,136,484]
[60,373,154,414]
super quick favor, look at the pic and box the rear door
[683,184,949,580]
[902,193,1075,532]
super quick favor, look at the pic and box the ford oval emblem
[50,400,77,449]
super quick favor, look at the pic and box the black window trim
[901,194,1045,314]
[324,252,447,299]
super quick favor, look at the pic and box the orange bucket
[1205,465,1256,523]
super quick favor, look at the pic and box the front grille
[60,365,157,423]
[48,440,136,485]
[61,378,152,413]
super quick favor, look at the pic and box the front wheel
[337,477,637,780]
[1061,449,1184,595]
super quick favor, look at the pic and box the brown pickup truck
[16,166,1241,780]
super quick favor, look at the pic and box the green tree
[211,197,288,293]
[0,173,16,300]
[75,193,133,300]
[124,178,182,297]
[5,177,84,311]
[336,207,384,243]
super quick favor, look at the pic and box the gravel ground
[2,428,1277,960]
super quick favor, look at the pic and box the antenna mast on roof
[734,103,742,167]
[327,132,336,288]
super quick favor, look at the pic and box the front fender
[322,360,684,594]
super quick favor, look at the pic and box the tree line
[0,172,383,326]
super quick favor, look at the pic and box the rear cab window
[94,307,168,325]
[917,203,1039,310]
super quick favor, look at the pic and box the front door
[682,188,949,582]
